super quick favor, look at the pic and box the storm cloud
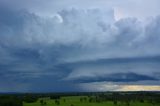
[0,1,160,92]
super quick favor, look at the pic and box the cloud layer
[0,4,160,92]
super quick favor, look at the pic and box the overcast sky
[0,0,160,92]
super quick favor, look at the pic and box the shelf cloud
[0,0,160,92]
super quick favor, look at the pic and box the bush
[0,96,22,106]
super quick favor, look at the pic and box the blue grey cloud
[1,0,160,20]
[0,3,160,92]
[66,72,158,83]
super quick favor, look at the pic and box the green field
[23,96,158,106]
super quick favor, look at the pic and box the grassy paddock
[23,96,158,106]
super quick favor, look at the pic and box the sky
[0,0,160,92]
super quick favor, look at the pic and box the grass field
[23,96,158,106]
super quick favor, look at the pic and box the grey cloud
[65,72,158,83]
[1,0,160,20]
[63,56,160,82]
[0,5,160,91]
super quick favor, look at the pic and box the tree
[44,101,47,105]
[40,100,44,104]
[70,104,74,106]
[55,100,60,105]
[113,100,117,105]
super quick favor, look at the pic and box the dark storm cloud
[62,56,160,82]
[0,3,160,92]
[65,72,158,83]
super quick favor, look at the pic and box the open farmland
[23,94,160,106]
